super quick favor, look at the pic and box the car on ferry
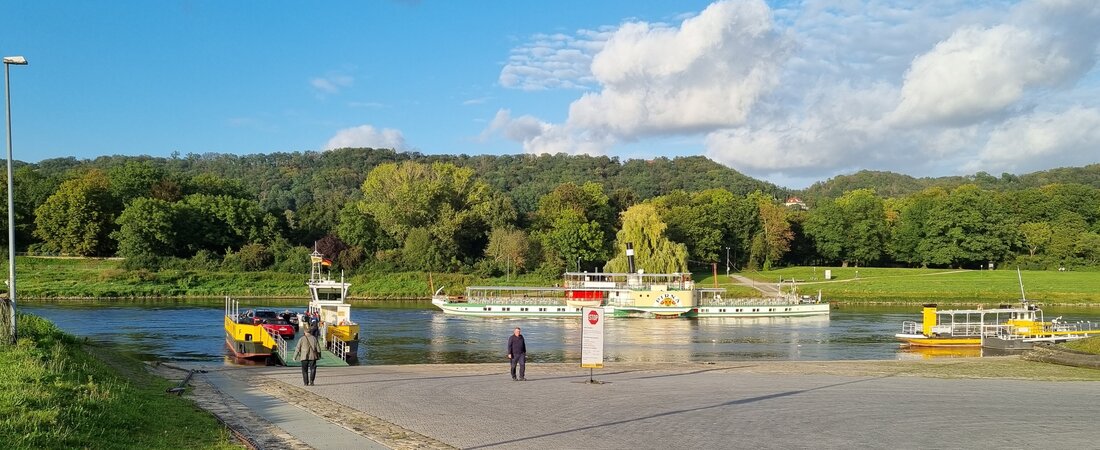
[243,309,296,340]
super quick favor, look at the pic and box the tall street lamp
[4,55,27,344]
[725,246,730,277]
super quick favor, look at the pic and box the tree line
[5,149,1100,275]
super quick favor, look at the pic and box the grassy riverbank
[1062,336,1100,354]
[734,267,1100,304]
[0,313,240,449]
[11,257,1100,304]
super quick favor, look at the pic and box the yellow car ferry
[895,302,1100,348]
[223,251,361,362]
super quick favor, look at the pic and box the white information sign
[581,307,604,369]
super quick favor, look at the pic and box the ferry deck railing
[330,337,349,361]
[901,321,919,334]
[268,328,288,360]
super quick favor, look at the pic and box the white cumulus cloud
[325,125,407,151]
[971,106,1100,173]
[569,0,792,137]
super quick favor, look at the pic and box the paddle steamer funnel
[626,242,636,273]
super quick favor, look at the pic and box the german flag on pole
[321,258,333,267]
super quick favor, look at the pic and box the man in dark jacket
[507,327,526,381]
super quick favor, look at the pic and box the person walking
[507,327,526,381]
[295,323,322,386]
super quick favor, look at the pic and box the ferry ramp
[275,333,349,367]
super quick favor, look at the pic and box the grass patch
[0,313,241,449]
[1061,336,1100,355]
[738,267,1100,304]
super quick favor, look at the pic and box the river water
[22,300,1100,365]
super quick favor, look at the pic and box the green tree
[918,184,1016,267]
[336,202,388,254]
[485,227,531,277]
[108,160,166,205]
[112,197,180,259]
[0,166,61,248]
[1046,212,1087,265]
[1017,222,1053,257]
[805,189,887,266]
[747,193,793,269]
[532,182,613,271]
[33,171,118,256]
[402,227,444,271]
[360,161,496,267]
[888,188,947,266]
[178,194,278,255]
[605,203,688,273]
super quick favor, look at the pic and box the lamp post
[4,55,27,344]
[725,246,730,277]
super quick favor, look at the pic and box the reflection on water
[21,301,1100,365]
[896,346,984,360]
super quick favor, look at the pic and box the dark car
[278,310,300,331]
[249,309,295,339]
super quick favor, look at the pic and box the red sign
[587,310,600,325]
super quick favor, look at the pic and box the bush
[272,245,311,273]
[188,249,222,271]
[223,243,272,272]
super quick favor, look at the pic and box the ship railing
[946,323,984,336]
[901,321,919,334]
[470,296,569,306]
[699,297,805,307]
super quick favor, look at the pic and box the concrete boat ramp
[185,359,1100,449]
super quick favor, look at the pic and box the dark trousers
[510,353,526,379]
[301,359,317,385]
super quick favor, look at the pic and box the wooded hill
[6,149,1100,276]
[802,165,1100,203]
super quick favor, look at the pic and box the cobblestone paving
[251,360,1100,449]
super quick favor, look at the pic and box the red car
[249,309,296,340]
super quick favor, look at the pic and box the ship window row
[477,306,572,312]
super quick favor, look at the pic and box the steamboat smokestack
[626,242,635,273]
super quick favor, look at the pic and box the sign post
[581,307,604,384]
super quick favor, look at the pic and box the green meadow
[736,266,1100,304]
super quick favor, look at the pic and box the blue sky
[3,0,1099,188]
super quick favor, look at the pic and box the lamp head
[3,56,28,65]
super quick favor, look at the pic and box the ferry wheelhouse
[304,251,360,360]
[432,271,830,319]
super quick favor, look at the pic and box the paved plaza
[195,359,1100,449]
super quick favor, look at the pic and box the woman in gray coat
[295,324,322,386]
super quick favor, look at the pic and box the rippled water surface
[22,300,1100,364]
